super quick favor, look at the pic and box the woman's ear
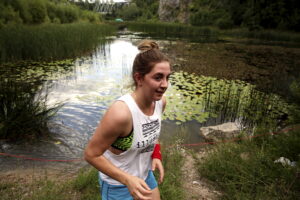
[134,72,143,87]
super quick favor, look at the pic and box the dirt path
[181,148,222,200]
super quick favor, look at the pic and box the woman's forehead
[151,62,171,73]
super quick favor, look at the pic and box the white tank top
[99,94,163,185]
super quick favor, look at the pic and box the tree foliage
[0,0,102,26]
[114,0,159,21]
[190,0,300,31]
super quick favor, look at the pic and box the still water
[0,33,295,172]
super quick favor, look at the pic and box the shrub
[11,0,32,24]
[116,3,141,21]
[190,9,214,26]
[0,5,23,24]
[28,0,47,24]
[63,5,79,23]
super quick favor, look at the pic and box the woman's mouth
[156,90,165,95]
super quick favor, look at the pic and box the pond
[0,31,299,172]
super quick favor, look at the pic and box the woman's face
[140,61,171,101]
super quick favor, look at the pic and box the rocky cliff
[158,0,191,23]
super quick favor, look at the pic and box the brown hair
[132,40,169,87]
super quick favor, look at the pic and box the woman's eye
[154,76,162,81]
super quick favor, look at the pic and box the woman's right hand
[125,175,152,200]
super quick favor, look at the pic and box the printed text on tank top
[110,94,157,154]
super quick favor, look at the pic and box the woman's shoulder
[105,100,131,125]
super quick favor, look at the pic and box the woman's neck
[132,90,154,115]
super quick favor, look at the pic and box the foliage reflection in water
[163,71,291,129]
[0,60,75,141]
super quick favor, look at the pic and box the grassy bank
[196,77,300,199]
[125,21,219,42]
[222,28,300,45]
[122,21,300,45]
[198,125,300,199]
[0,23,116,63]
[0,168,100,200]
[0,145,185,200]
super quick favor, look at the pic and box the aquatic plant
[163,71,291,128]
[0,23,115,63]
[0,59,75,82]
[126,21,219,42]
[0,60,75,141]
[0,78,61,141]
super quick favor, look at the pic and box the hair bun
[138,40,159,53]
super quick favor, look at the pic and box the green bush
[116,3,141,21]
[28,0,47,24]
[53,4,81,24]
[0,0,101,25]
[46,1,59,23]
[0,5,23,24]
[16,0,33,24]
[81,10,101,23]
[63,5,79,23]
[190,9,214,26]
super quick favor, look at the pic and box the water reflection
[0,36,294,171]
[49,39,139,155]
[163,71,290,137]
[0,39,139,171]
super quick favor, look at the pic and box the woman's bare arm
[84,101,152,199]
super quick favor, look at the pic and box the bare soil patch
[181,148,222,200]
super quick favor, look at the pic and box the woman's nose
[161,78,168,88]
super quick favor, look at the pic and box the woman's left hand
[151,158,164,184]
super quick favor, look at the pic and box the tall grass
[222,28,300,44]
[123,21,300,45]
[0,23,116,63]
[159,142,185,200]
[72,168,101,200]
[198,126,300,199]
[125,21,219,42]
[0,168,100,200]
[0,79,61,141]
[0,146,185,200]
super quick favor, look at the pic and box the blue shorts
[99,170,158,200]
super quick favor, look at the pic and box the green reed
[0,78,61,141]
[0,23,116,63]
[123,21,300,45]
[125,21,219,42]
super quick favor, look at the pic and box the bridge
[71,0,131,14]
